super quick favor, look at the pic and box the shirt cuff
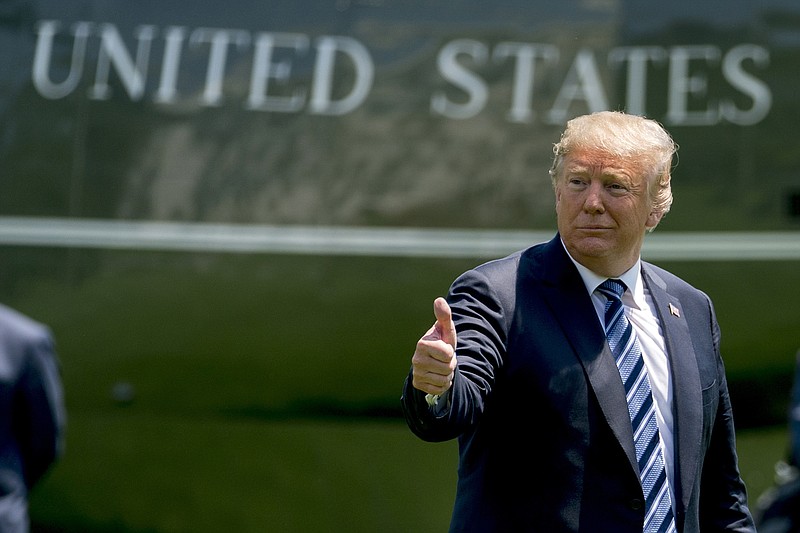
[424,390,451,416]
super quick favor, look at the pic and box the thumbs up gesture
[412,297,458,395]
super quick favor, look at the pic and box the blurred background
[1,0,799,531]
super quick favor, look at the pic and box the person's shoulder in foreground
[0,302,66,532]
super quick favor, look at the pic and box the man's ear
[646,209,663,229]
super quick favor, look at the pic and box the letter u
[33,20,92,99]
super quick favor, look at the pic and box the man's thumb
[433,297,457,349]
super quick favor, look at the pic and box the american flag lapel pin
[668,303,681,318]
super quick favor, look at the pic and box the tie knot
[598,279,626,300]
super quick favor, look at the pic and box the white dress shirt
[565,248,676,504]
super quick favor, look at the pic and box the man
[401,111,755,532]
[0,304,65,533]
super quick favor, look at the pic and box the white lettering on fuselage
[31,20,772,125]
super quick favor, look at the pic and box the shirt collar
[560,239,645,310]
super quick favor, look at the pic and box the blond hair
[549,111,677,222]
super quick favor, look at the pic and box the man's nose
[582,182,605,213]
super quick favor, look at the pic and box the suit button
[628,498,644,510]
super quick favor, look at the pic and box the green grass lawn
[30,413,459,533]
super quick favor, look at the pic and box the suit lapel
[535,238,639,475]
[642,264,703,515]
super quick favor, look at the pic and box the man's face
[555,149,661,277]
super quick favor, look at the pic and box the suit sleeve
[401,267,509,442]
[14,328,66,488]
[698,299,756,532]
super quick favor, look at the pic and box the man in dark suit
[402,111,755,532]
[0,304,65,533]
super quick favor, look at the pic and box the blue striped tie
[598,279,676,533]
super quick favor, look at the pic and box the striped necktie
[598,279,676,533]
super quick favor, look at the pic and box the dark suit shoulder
[472,249,524,275]
[462,239,552,284]
[0,304,51,345]
[451,243,547,304]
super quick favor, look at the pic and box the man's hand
[411,297,458,395]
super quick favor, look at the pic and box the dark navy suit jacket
[402,235,754,532]
[0,304,65,530]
